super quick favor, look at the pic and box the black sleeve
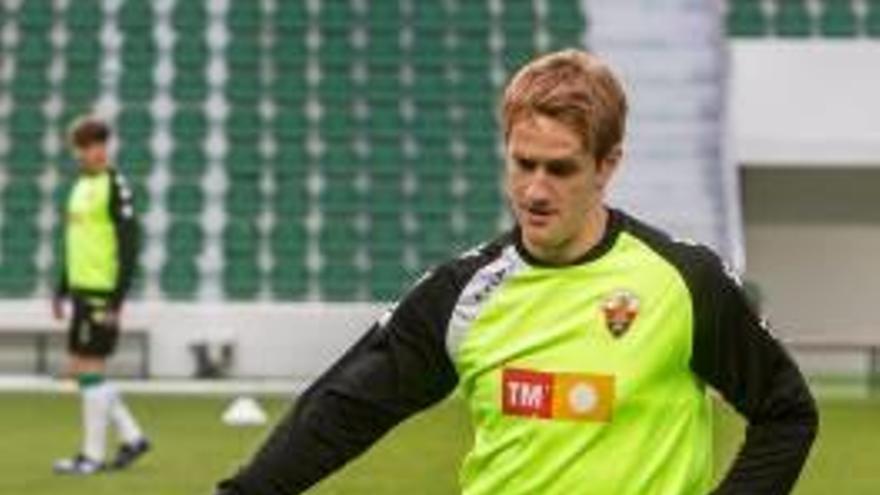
[690,251,818,495]
[108,171,139,309]
[217,266,468,495]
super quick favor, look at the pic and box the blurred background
[0,0,878,493]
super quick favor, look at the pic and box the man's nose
[523,171,552,203]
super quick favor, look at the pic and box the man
[52,117,150,475]
[216,50,817,494]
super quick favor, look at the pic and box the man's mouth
[522,205,555,226]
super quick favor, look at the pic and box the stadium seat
[64,0,102,32]
[117,108,153,142]
[169,142,207,179]
[224,180,265,219]
[820,0,859,37]
[272,178,309,217]
[15,31,53,66]
[367,259,411,301]
[222,220,260,258]
[775,0,813,37]
[727,0,769,37]
[165,182,204,217]
[17,0,54,29]
[274,1,310,30]
[545,0,587,44]
[9,66,51,102]
[869,0,880,37]
[222,257,263,300]
[319,260,362,301]
[270,259,309,299]
[225,144,264,179]
[171,0,207,30]
[368,215,406,258]
[415,216,461,266]
[172,65,209,102]
[0,220,40,256]
[7,107,47,139]
[226,0,263,32]
[4,144,48,178]
[0,258,39,297]
[160,257,200,299]
[116,143,153,179]
[118,0,153,33]
[2,179,42,215]
[165,220,204,257]
[319,216,360,257]
[269,221,308,259]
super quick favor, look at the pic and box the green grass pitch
[0,393,877,494]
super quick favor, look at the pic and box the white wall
[0,301,386,378]
[731,41,880,167]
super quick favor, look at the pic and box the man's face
[75,142,108,173]
[505,114,619,261]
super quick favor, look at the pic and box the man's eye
[516,158,536,171]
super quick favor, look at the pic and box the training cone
[222,396,268,427]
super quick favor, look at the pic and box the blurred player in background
[51,117,150,475]
[216,50,817,494]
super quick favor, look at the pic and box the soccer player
[52,117,150,475]
[216,50,817,494]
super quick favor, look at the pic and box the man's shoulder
[616,209,725,281]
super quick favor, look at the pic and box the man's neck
[524,206,610,265]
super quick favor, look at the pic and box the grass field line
[0,374,876,401]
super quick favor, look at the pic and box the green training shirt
[222,209,817,495]
[57,168,138,307]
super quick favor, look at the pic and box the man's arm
[690,252,818,495]
[108,171,139,310]
[216,266,468,494]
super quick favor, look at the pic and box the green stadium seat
[272,177,310,217]
[869,0,880,37]
[500,1,536,33]
[65,32,102,67]
[2,179,42,215]
[270,259,309,299]
[117,108,153,140]
[129,178,151,214]
[118,0,153,32]
[320,144,361,177]
[415,217,462,266]
[318,1,354,27]
[270,221,308,259]
[226,107,263,140]
[272,142,310,179]
[166,182,203,217]
[319,215,360,257]
[411,180,453,218]
[223,257,263,299]
[9,67,51,102]
[319,260,362,301]
[8,107,46,138]
[160,257,200,299]
[225,145,264,178]
[116,143,153,179]
[367,141,407,178]
[227,35,263,71]
[222,220,260,257]
[61,70,101,102]
[17,0,54,29]
[225,180,265,219]
[226,72,263,102]
[173,34,210,69]
[172,67,209,102]
[274,106,309,138]
[727,0,769,37]
[0,259,39,297]
[171,0,207,30]
[119,67,155,101]
[227,1,263,32]
[409,31,450,65]
[775,0,813,37]
[451,0,490,30]
[16,32,54,65]
[545,0,587,41]
[0,220,40,256]
[65,0,102,32]
[368,259,411,301]
[4,143,48,177]
[165,220,204,257]
[820,0,859,37]
[368,215,406,256]
[171,109,207,139]
[274,1,310,30]
[169,142,207,179]
[450,31,492,69]
[367,29,402,64]
[366,1,400,28]
[412,2,450,31]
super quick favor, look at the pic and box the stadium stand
[727,0,879,38]
[0,0,590,301]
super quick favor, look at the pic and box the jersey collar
[512,208,624,268]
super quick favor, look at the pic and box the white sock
[81,384,110,462]
[104,382,144,445]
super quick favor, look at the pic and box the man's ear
[595,144,623,190]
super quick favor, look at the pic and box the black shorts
[68,295,119,357]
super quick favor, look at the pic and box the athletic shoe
[53,453,104,475]
[110,438,151,470]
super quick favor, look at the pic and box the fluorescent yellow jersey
[58,168,138,307]
[221,209,817,495]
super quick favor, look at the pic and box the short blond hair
[501,49,628,162]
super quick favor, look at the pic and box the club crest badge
[601,289,640,338]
